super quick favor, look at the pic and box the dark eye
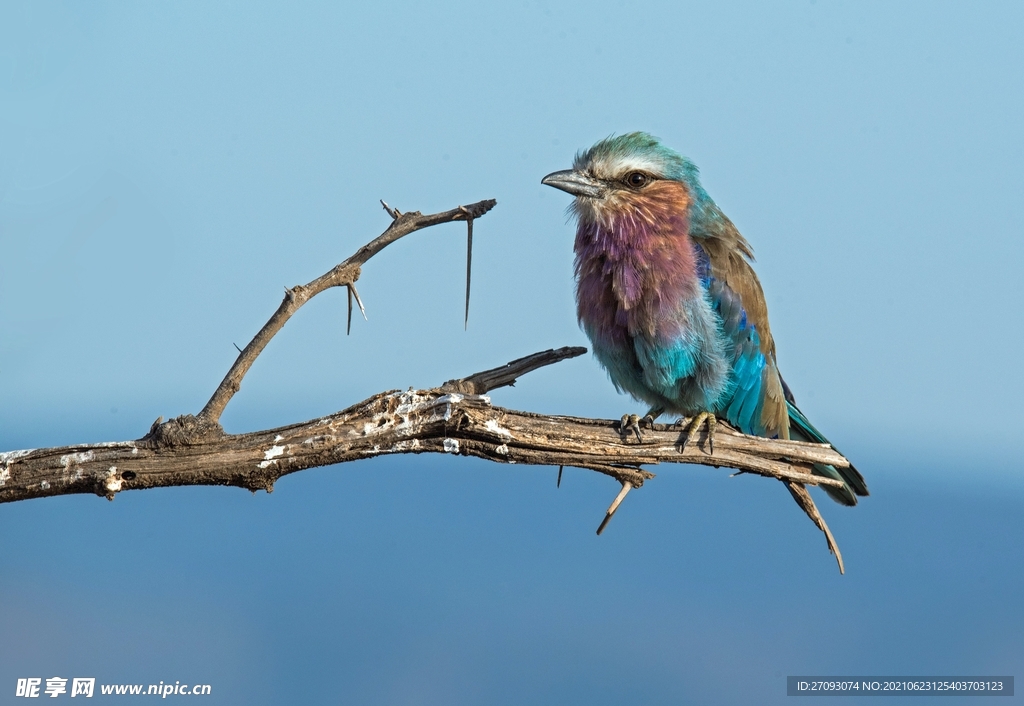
[625,171,649,188]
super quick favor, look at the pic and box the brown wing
[692,205,790,438]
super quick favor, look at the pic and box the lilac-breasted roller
[542,132,868,505]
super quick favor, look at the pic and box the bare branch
[0,364,848,500]
[0,346,855,570]
[196,198,497,428]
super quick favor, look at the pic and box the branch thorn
[459,205,474,330]
[596,480,633,535]
[346,285,353,335]
[380,200,400,219]
[557,465,563,488]
[348,283,367,323]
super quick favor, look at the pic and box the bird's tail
[786,401,869,506]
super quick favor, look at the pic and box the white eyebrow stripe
[589,154,666,179]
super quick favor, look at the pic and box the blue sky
[1,2,1022,704]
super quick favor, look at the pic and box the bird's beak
[541,169,606,199]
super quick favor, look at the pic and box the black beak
[541,169,606,199]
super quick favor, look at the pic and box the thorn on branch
[346,282,367,336]
[596,481,633,535]
[350,282,366,321]
[459,205,474,330]
[233,343,243,353]
[380,200,400,219]
[557,465,563,488]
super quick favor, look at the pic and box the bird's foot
[618,413,657,443]
[678,411,717,454]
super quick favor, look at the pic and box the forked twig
[196,198,497,426]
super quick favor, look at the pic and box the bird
[541,132,868,505]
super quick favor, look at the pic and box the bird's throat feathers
[574,181,703,346]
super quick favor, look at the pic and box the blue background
[1,2,1022,704]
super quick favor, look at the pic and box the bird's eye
[625,172,649,188]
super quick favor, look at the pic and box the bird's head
[542,132,704,226]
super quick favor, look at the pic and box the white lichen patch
[0,449,37,464]
[274,434,284,442]
[388,439,422,453]
[40,480,50,490]
[378,391,438,433]
[484,419,513,438]
[60,451,94,472]
[258,444,287,469]
[104,467,122,494]
[0,467,9,487]
[394,390,435,415]
[443,438,460,454]
[495,444,509,455]
[437,393,463,421]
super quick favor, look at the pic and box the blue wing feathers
[707,276,767,435]
[706,275,868,504]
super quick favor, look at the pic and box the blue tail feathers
[786,401,869,506]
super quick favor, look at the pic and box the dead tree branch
[196,198,496,430]
[0,197,853,573]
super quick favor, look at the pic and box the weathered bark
[0,198,855,573]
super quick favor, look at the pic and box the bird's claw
[619,413,656,443]
[679,411,717,454]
